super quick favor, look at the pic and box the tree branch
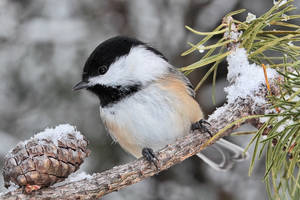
[1,78,279,200]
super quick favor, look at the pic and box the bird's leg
[142,147,159,170]
[191,119,212,137]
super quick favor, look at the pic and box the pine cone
[2,124,90,189]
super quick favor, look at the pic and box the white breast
[99,83,191,156]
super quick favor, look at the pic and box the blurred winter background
[1,0,299,199]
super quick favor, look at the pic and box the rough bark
[0,80,279,200]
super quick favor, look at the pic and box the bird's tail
[196,138,249,171]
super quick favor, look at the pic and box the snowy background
[1,0,299,199]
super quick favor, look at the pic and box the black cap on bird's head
[72,36,166,91]
[73,36,141,91]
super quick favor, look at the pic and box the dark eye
[98,65,108,75]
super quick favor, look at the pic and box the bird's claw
[142,147,159,170]
[191,119,212,137]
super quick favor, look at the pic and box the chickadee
[73,36,248,171]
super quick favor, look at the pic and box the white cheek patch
[88,56,133,87]
[88,46,169,87]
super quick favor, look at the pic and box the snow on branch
[1,48,280,200]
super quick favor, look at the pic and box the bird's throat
[87,84,141,107]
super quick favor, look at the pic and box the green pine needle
[181,0,300,199]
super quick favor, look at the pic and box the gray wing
[168,67,195,97]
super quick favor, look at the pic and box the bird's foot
[191,119,212,137]
[142,147,159,170]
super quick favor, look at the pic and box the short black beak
[72,81,90,91]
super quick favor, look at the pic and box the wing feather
[168,67,195,97]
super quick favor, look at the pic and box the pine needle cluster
[181,0,300,198]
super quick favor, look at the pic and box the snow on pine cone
[2,124,90,188]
